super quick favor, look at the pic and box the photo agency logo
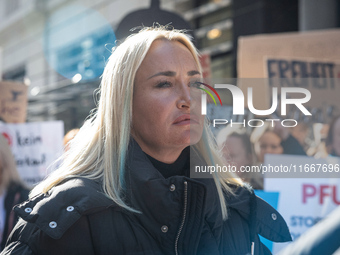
[196,82,223,112]
[198,82,312,128]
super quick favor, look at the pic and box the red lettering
[303,184,340,205]
[303,184,316,203]
[332,185,340,205]
[320,185,331,204]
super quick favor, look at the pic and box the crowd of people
[215,116,340,190]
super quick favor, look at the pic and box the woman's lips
[173,114,200,125]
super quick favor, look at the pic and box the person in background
[254,129,283,163]
[217,127,263,189]
[63,128,80,152]
[325,115,340,157]
[0,135,29,251]
[272,121,307,156]
[291,123,309,150]
[252,123,306,163]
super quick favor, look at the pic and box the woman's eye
[189,81,201,89]
[156,81,172,88]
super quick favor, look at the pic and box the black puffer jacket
[1,142,291,255]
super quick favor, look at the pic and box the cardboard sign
[0,121,64,186]
[237,29,340,120]
[237,57,340,123]
[266,57,340,79]
[0,81,28,123]
[264,154,340,253]
[237,29,340,78]
[266,57,340,123]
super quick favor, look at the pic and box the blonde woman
[2,27,291,255]
[0,136,29,251]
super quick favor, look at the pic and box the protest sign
[264,154,340,253]
[238,28,340,78]
[0,81,28,123]
[256,57,340,122]
[266,57,340,122]
[237,29,340,117]
[0,121,64,186]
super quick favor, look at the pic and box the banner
[264,154,340,253]
[0,81,28,123]
[0,121,64,186]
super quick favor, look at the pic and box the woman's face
[132,40,204,162]
[331,118,340,156]
[258,131,283,162]
[223,136,251,172]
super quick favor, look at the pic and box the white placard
[0,121,64,186]
[264,154,340,253]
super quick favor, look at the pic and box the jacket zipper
[175,181,188,255]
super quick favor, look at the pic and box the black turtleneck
[145,147,190,178]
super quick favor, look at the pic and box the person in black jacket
[0,136,29,251]
[1,26,291,255]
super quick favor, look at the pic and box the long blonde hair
[32,26,243,219]
[0,135,25,194]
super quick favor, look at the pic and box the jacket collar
[124,139,219,218]
[124,139,222,248]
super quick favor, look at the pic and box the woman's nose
[176,81,191,109]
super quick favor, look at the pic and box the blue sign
[255,190,280,252]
